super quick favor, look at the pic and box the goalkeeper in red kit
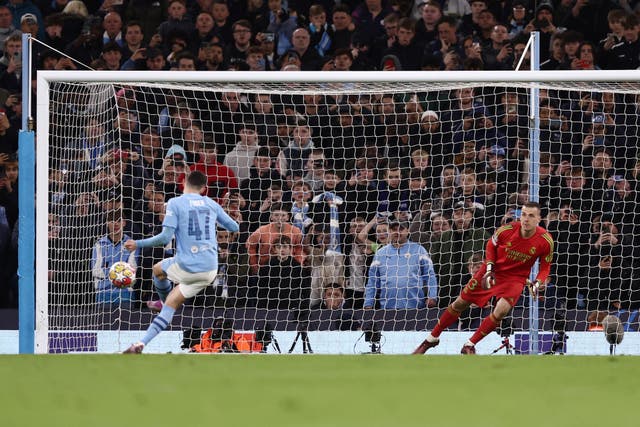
[413,202,554,354]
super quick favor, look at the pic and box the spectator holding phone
[572,41,599,70]
[0,33,21,92]
[481,23,513,70]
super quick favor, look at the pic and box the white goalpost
[34,70,640,354]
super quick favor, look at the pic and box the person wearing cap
[159,144,189,199]
[507,0,530,38]
[6,2,43,39]
[364,218,438,309]
[19,11,36,36]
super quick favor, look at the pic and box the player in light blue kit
[123,171,239,353]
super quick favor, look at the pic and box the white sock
[426,333,439,343]
[464,340,474,347]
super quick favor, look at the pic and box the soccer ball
[109,261,136,288]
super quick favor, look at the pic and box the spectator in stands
[210,0,232,45]
[289,27,322,70]
[0,6,20,54]
[138,126,164,180]
[424,16,464,69]
[376,163,409,218]
[240,145,282,215]
[245,45,266,71]
[557,165,596,223]
[256,235,310,311]
[224,123,260,184]
[196,41,224,70]
[122,21,145,62]
[0,33,21,92]
[290,180,313,233]
[191,11,216,50]
[351,0,392,49]
[138,183,171,307]
[607,13,640,70]
[158,144,188,199]
[91,210,138,305]
[175,51,197,69]
[225,19,252,64]
[308,4,331,57]
[5,0,43,39]
[314,282,346,310]
[407,168,432,217]
[481,23,512,70]
[101,41,123,70]
[457,0,486,37]
[18,10,36,37]
[102,11,124,47]
[278,121,314,179]
[64,14,103,66]
[190,139,238,201]
[364,219,438,309]
[342,160,377,224]
[304,223,345,307]
[382,17,424,70]
[507,0,529,38]
[328,4,354,52]
[598,8,626,65]
[246,202,305,274]
[429,201,488,307]
[571,41,601,70]
[547,201,590,308]
[342,216,371,309]
[540,33,564,70]
[0,104,17,154]
[583,215,632,311]
[414,1,441,45]
[157,0,194,46]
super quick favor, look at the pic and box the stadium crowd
[1,0,640,330]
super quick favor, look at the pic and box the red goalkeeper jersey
[479,222,554,284]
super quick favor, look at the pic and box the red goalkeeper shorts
[460,277,525,308]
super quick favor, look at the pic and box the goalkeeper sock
[153,276,172,302]
[140,305,176,345]
[469,314,500,345]
[431,306,461,338]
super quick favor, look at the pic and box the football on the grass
[109,261,136,288]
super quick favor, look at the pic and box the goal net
[36,71,640,354]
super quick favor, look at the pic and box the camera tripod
[491,336,514,354]
[288,330,313,353]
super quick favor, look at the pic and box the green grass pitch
[1,355,638,427]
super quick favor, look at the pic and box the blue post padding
[18,130,35,354]
[528,32,541,355]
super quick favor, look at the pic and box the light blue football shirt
[163,193,239,272]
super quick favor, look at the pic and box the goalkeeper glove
[482,263,496,289]
[526,279,544,298]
